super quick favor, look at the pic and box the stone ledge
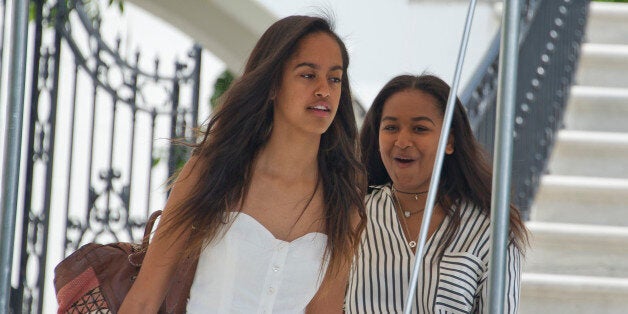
[581,43,628,58]
[521,273,628,294]
[521,273,628,313]
[526,221,628,244]
[578,43,628,88]
[548,131,628,179]
[525,216,628,278]
[532,175,628,227]
[571,85,628,101]
[556,129,628,147]
[540,175,628,191]
[566,86,628,132]
[590,1,628,17]
[523,273,628,295]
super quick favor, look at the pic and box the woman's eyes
[299,73,342,84]
[381,125,429,132]
[329,77,342,83]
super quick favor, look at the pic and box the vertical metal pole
[0,0,30,312]
[403,0,478,312]
[0,0,8,106]
[191,45,202,130]
[168,73,180,179]
[489,0,520,313]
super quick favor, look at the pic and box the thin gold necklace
[392,185,427,200]
[392,192,418,248]
[391,186,425,218]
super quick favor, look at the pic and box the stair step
[548,130,628,179]
[577,43,628,88]
[586,2,628,45]
[532,175,628,227]
[523,222,628,277]
[495,2,628,45]
[521,273,628,314]
[565,86,628,133]
[521,3,628,313]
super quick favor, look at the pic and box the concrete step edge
[571,85,628,100]
[586,2,628,46]
[557,130,628,146]
[581,43,628,58]
[541,175,628,190]
[522,273,628,294]
[565,86,628,133]
[526,221,628,244]
[590,2,628,18]
[495,2,628,19]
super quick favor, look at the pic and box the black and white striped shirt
[345,185,521,314]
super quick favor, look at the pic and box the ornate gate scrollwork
[15,0,202,312]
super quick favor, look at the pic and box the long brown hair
[163,16,366,277]
[360,74,528,252]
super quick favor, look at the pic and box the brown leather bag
[54,210,199,314]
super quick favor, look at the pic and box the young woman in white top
[345,74,528,313]
[119,15,366,314]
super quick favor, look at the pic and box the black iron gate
[13,0,202,312]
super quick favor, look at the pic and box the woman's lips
[307,103,331,117]
[393,156,416,167]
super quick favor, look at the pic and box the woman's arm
[305,262,350,314]
[119,156,203,314]
[306,207,363,314]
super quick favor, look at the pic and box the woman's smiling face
[378,89,454,192]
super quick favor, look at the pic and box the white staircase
[522,2,628,313]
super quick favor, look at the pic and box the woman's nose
[315,79,330,98]
[394,130,412,149]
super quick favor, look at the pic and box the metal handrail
[488,0,520,311]
[461,0,590,219]
[407,0,590,311]
[404,0,479,312]
[0,0,29,312]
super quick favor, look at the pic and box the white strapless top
[187,212,329,314]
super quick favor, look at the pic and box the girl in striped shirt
[345,74,528,313]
